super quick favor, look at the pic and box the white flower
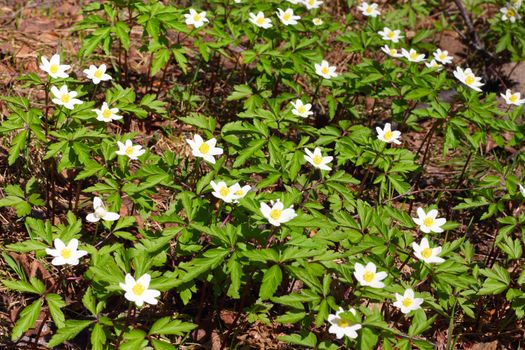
[186,134,223,164]
[433,49,453,64]
[378,27,403,43]
[184,9,209,28]
[39,54,70,79]
[425,59,443,70]
[116,140,146,160]
[453,67,484,92]
[393,288,424,314]
[327,307,362,339]
[291,99,313,118]
[412,208,446,233]
[401,48,426,62]
[260,199,297,226]
[501,89,525,106]
[381,45,403,58]
[511,0,523,8]
[304,0,323,10]
[519,184,525,197]
[235,0,241,3]
[92,102,122,122]
[83,64,112,84]
[276,8,300,25]
[501,6,520,22]
[210,181,238,203]
[304,147,333,171]
[45,238,88,266]
[287,0,303,3]
[354,262,387,289]
[315,60,338,79]
[312,18,324,26]
[50,85,83,110]
[412,237,445,264]
[86,197,120,223]
[376,123,401,144]
[230,183,251,202]
[357,2,380,17]
[119,273,160,307]
[249,12,272,28]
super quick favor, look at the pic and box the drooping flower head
[45,238,88,266]
[120,273,161,307]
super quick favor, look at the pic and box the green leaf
[278,332,317,347]
[47,319,93,347]
[259,265,283,300]
[46,294,66,328]
[11,299,43,341]
[2,279,42,294]
[91,323,106,350]
[149,317,197,335]
[9,129,27,166]
[151,47,171,76]
[114,21,130,50]
[227,84,253,101]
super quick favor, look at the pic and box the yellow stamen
[390,49,397,55]
[256,17,265,25]
[337,319,350,328]
[125,146,134,155]
[61,94,71,103]
[410,52,419,60]
[199,143,210,154]
[234,190,244,196]
[507,8,516,17]
[270,209,282,220]
[60,248,72,259]
[313,155,323,165]
[50,64,59,74]
[283,12,291,21]
[387,31,395,38]
[421,247,433,259]
[298,105,306,114]
[423,217,434,227]
[366,7,373,13]
[465,75,475,86]
[94,69,103,79]
[194,14,201,22]
[510,95,518,103]
[384,131,393,140]
[219,186,230,197]
[102,109,112,119]
[402,297,413,307]
[132,283,145,296]
[321,67,329,75]
[363,270,375,283]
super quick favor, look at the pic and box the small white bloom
[357,2,380,17]
[39,54,70,79]
[230,183,251,203]
[184,9,209,28]
[519,184,525,197]
[249,12,272,29]
[235,0,241,3]
[50,85,83,110]
[304,147,333,171]
[354,262,387,289]
[453,67,484,92]
[511,0,523,8]
[413,208,446,233]
[393,288,424,314]
[412,237,445,264]
[210,181,237,203]
[312,18,324,26]
[291,99,313,118]
[46,238,88,266]
[433,49,453,64]
[381,45,403,58]
[501,89,525,106]
[304,0,323,10]
[260,199,297,226]
[116,140,146,160]
[376,123,401,144]
[425,59,443,70]
[83,64,112,84]
[92,102,122,122]
[378,27,403,43]
[186,134,223,164]
[119,273,160,307]
[86,197,120,223]
[501,6,520,22]
[276,8,300,25]
[315,60,338,79]
[402,48,426,63]
[287,0,303,3]
[327,307,362,339]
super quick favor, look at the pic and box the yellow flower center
[313,155,323,165]
[410,52,419,60]
[321,66,329,75]
[283,12,291,21]
[421,247,433,259]
[308,0,315,4]
[510,95,518,103]
[60,248,72,259]
[125,146,134,155]
[219,186,230,197]
[363,270,375,283]
[389,49,397,55]
[256,17,265,25]
[439,53,446,60]
[465,75,475,86]
[270,209,282,220]
[194,14,201,22]
[132,283,145,296]
[366,7,373,13]
[102,109,112,119]
[402,297,413,308]
[234,190,244,196]
[387,31,395,38]
[199,142,210,154]
[298,105,306,114]
[384,131,393,140]
[50,64,59,74]
[507,8,516,17]
[337,319,350,328]
[423,217,434,227]
[94,69,103,78]
[61,93,71,103]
